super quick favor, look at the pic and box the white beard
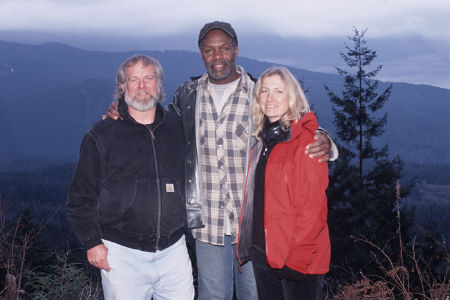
[124,92,158,112]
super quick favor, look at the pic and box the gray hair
[114,54,164,102]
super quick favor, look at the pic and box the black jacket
[169,78,203,228]
[66,101,186,252]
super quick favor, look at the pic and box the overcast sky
[1,0,449,39]
[1,0,449,88]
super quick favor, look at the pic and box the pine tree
[325,28,414,284]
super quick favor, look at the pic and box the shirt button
[187,105,191,109]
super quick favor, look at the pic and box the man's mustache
[208,60,228,68]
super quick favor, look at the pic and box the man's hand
[103,101,121,120]
[305,131,331,163]
[87,244,110,271]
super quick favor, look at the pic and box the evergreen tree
[325,28,414,284]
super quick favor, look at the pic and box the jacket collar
[118,98,166,126]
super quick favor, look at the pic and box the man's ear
[121,84,125,93]
[234,46,239,57]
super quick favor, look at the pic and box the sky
[1,0,449,88]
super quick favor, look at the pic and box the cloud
[1,0,449,40]
[1,0,449,88]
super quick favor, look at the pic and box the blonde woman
[237,67,330,299]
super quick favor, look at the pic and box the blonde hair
[252,66,310,139]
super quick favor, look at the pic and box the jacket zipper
[146,123,162,250]
[264,140,287,262]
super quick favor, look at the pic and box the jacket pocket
[159,177,187,236]
[99,178,157,236]
[232,122,248,151]
[121,178,158,235]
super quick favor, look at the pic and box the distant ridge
[0,40,449,164]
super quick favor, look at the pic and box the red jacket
[237,112,330,274]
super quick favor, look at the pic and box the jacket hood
[290,112,319,141]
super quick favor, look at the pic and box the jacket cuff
[84,238,103,251]
[317,127,339,161]
[329,141,338,161]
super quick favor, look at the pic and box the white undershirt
[207,78,240,114]
[207,77,240,235]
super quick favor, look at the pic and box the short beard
[207,60,235,81]
[124,91,158,112]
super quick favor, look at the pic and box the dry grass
[0,193,102,299]
[329,181,449,299]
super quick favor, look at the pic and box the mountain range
[0,40,449,166]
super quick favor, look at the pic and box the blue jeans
[195,235,258,300]
[101,236,194,300]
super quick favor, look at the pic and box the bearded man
[66,54,194,300]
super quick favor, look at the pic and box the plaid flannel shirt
[192,66,254,246]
